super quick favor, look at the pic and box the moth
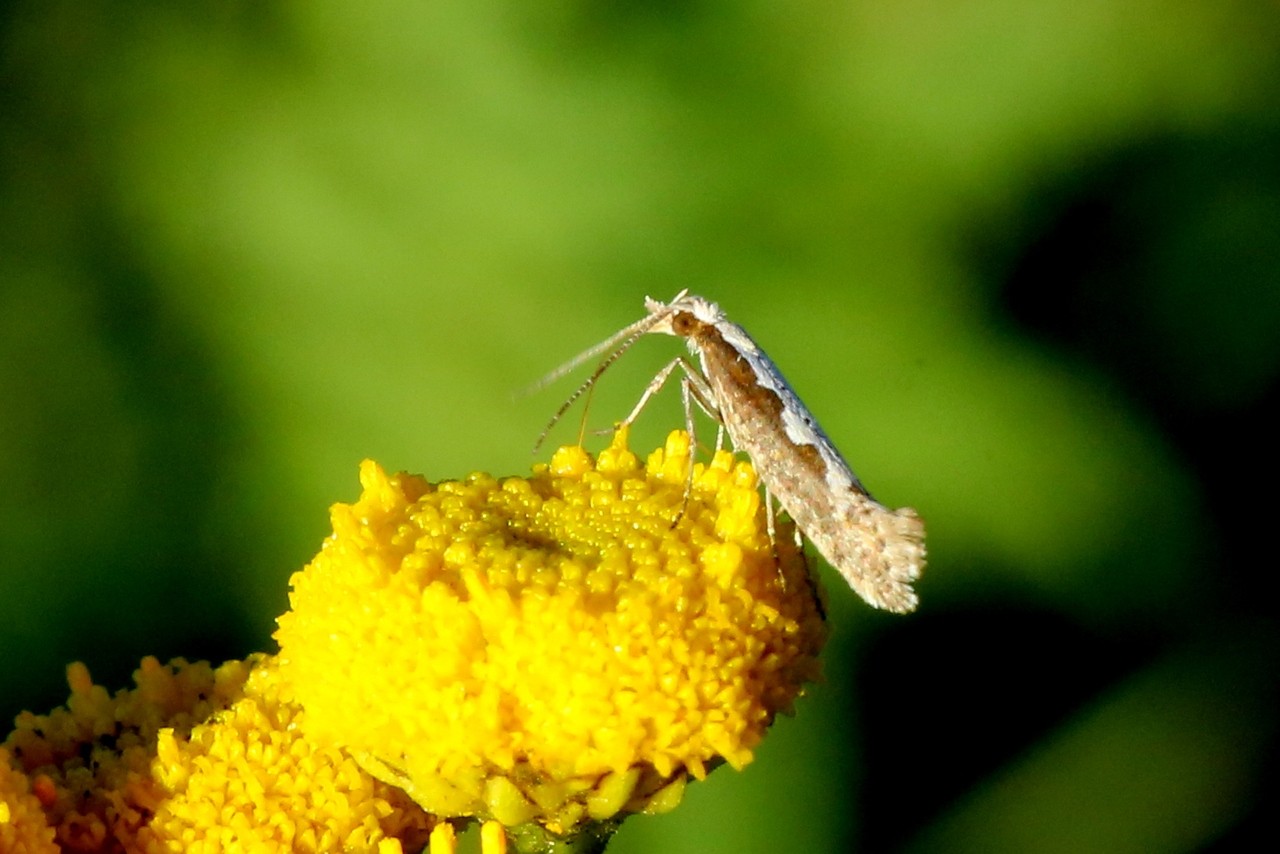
[535,291,925,613]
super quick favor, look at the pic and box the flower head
[274,429,827,835]
[3,655,434,853]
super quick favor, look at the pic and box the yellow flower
[135,655,434,853]
[3,655,436,853]
[1,746,57,854]
[275,429,827,837]
[4,656,250,850]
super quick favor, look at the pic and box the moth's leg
[763,483,776,544]
[673,373,700,524]
[611,357,685,430]
[683,375,720,426]
[669,361,721,526]
[606,355,719,431]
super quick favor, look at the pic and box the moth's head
[644,291,724,336]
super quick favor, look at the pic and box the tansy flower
[274,429,828,846]
[2,655,437,853]
[1,746,56,854]
[5,656,252,851]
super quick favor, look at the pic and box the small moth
[535,290,925,613]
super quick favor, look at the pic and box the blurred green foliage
[2,1,1277,851]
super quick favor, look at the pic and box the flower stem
[507,819,620,854]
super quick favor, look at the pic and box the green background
[2,1,1277,851]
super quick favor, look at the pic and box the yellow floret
[135,655,434,853]
[274,429,827,833]
[1,747,57,854]
[4,657,249,850]
[3,656,434,853]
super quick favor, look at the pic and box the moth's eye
[672,313,698,335]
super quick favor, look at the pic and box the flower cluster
[4,430,828,851]
[3,655,434,852]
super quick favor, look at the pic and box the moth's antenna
[518,314,648,399]
[530,305,672,452]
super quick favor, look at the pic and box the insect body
[537,291,926,613]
